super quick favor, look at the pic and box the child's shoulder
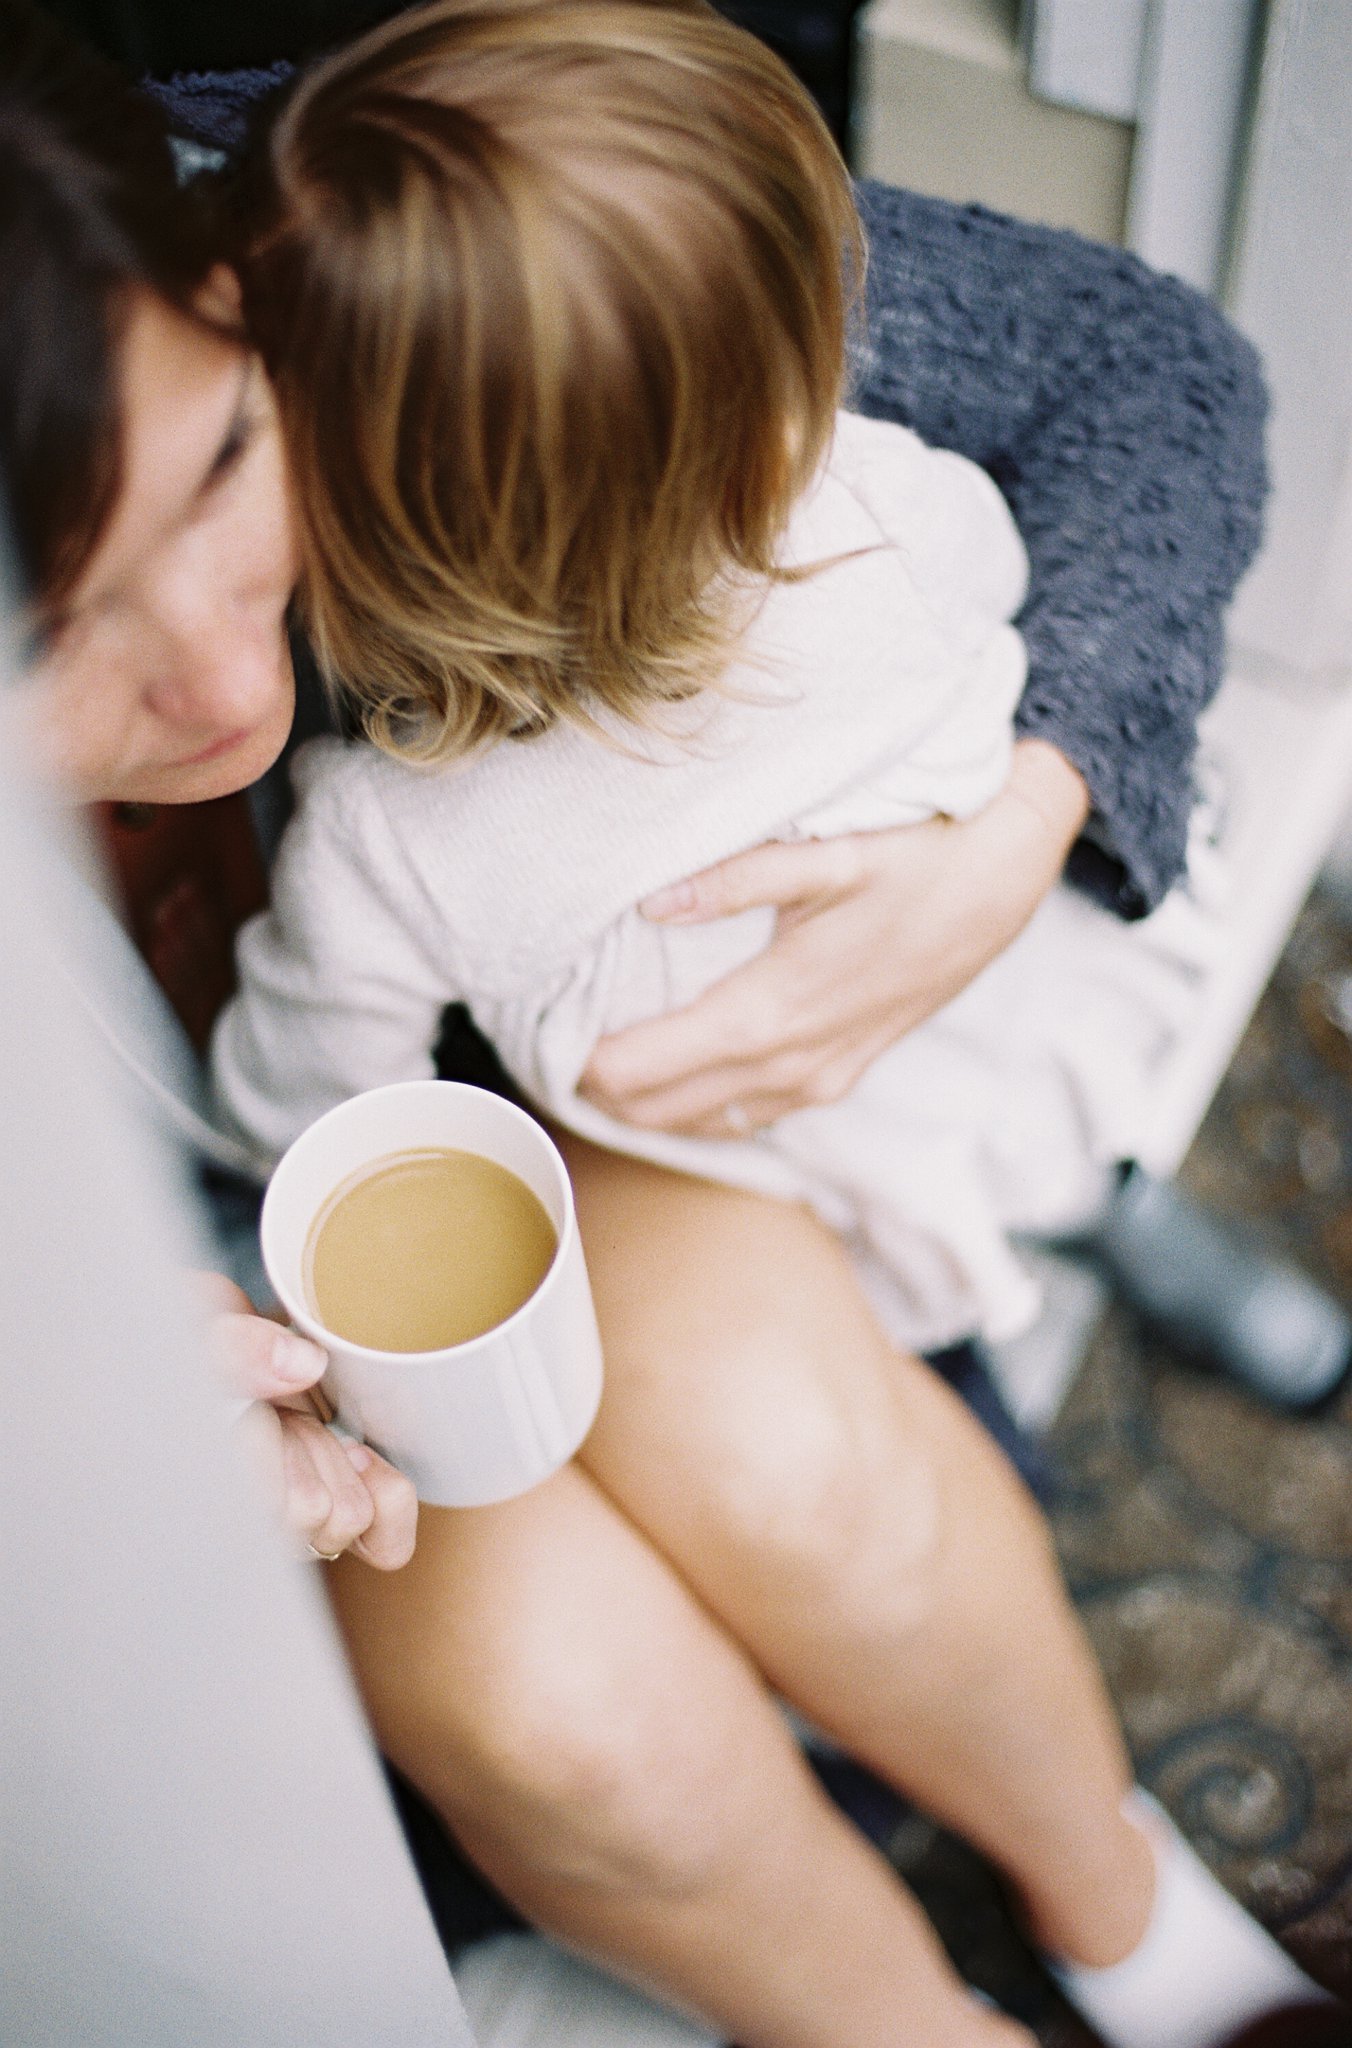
[821,407,1027,620]
[289,729,473,818]
[282,731,479,876]
[827,405,996,510]
[829,405,923,463]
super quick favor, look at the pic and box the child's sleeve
[210,741,456,1165]
[852,180,1268,918]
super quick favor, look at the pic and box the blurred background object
[857,0,1260,288]
[0,540,477,2048]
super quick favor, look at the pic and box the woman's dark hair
[0,1,221,610]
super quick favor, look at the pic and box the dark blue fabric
[143,61,292,153]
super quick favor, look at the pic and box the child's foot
[1048,1790,1340,2048]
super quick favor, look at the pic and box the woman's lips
[179,726,256,767]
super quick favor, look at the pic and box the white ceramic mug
[260,1080,604,1507]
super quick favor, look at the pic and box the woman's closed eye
[196,407,262,503]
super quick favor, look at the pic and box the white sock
[1049,1789,1337,2048]
[454,1932,720,2047]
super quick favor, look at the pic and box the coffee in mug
[305,1148,558,1352]
[261,1081,604,1506]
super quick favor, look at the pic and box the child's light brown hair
[242,0,863,759]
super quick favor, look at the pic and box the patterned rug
[888,885,1352,2039]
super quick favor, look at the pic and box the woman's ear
[196,263,245,327]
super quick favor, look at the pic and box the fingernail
[641,880,695,920]
[274,1330,326,1385]
[344,1442,373,1474]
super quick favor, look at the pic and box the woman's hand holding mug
[197,1271,418,1569]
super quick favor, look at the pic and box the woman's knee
[686,1327,945,1625]
[410,1605,765,1901]
[572,1163,950,1620]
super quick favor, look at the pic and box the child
[216,0,1192,1356]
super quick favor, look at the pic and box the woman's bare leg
[561,1135,1155,1969]
[330,1463,1030,2048]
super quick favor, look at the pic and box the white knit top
[215,409,1120,1347]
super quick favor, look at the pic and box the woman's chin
[131,702,296,807]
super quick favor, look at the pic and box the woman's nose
[143,549,292,732]
[146,619,289,734]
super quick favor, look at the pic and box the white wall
[1226,0,1352,678]
[1126,0,1260,297]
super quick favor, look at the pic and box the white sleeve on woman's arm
[210,739,457,1165]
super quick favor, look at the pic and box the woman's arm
[852,180,1269,919]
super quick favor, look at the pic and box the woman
[5,8,1321,2045]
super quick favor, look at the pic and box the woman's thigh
[559,1132,941,1578]
[326,1456,813,1896]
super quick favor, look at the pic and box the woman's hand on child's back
[198,1273,418,1569]
[580,740,1090,1137]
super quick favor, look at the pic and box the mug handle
[304,1374,365,1452]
